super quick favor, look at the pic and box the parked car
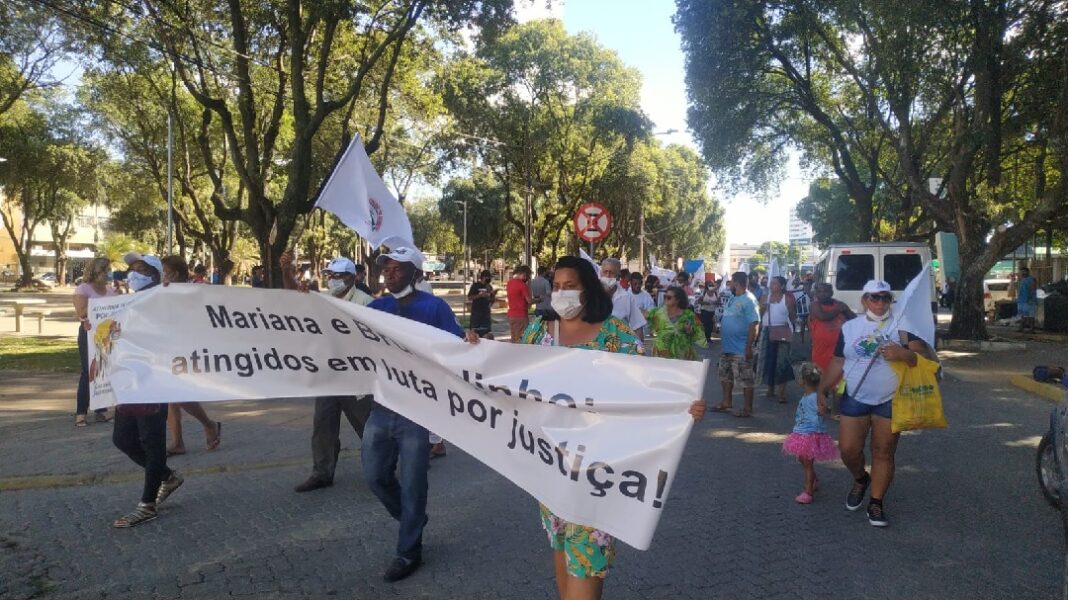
[983,278,1012,320]
[34,272,57,287]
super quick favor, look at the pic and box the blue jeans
[362,405,431,561]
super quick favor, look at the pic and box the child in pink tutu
[783,363,838,504]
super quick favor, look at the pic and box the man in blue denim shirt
[365,245,469,582]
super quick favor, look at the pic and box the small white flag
[890,262,936,348]
[579,248,601,276]
[769,257,781,279]
[739,261,750,274]
[314,135,414,248]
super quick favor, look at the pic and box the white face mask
[551,290,583,319]
[599,276,618,290]
[392,284,414,299]
[866,309,891,321]
[128,271,154,292]
[327,278,348,296]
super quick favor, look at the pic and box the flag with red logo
[315,135,414,248]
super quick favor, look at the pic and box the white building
[28,204,111,278]
[788,205,813,245]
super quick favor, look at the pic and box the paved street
[1,334,1065,599]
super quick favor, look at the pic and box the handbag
[889,355,948,433]
[768,324,793,342]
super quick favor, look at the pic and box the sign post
[574,202,612,257]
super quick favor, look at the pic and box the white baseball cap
[862,279,892,295]
[124,252,163,275]
[323,257,357,275]
[375,246,425,270]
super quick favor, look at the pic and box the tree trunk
[948,262,988,340]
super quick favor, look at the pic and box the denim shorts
[839,393,892,419]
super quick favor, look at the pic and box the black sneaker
[383,556,422,582]
[846,474,870,511]
[867,502,889,527]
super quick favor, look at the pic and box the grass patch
[0,337,79,373]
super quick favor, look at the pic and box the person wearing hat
[111,253,184,527]
[279,253,376,493]
[363,245,475,582]
[818,279,931,528]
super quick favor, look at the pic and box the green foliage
[409,200,461,256]
[96,233,150,269]
[677,0,1068,339]
[439,19,653,261]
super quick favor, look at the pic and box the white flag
[579,248,601,276]
[890,262,935,347]
[315,135,414,248]
[650,265,676,285]
[739,261,750,274]
[769,257,781,279]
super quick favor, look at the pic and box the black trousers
[113,407,172,504]
[76,327,106,417]
[699,310,717,339]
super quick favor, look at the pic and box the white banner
[88,285,706,550]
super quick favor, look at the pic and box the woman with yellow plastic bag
[818,280,940,528]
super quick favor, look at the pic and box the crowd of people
[70,248,934,599]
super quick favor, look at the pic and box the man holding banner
[281,254,376,493]
[363,245,476,582]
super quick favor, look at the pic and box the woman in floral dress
[646,286,707,360]
[519,256,705,600]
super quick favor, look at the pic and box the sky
[516,0,807,247]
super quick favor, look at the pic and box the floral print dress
[519,316,639,578]
[646,307,707,360]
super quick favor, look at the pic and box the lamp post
[454,197,482,305]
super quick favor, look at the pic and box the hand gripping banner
[88,285,706,550]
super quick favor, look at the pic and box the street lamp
[454,196,482,294]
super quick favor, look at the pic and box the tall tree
[677,0,1068,338]
[440,19,651,263]
[0,2,68,118]
[75,0,513,285]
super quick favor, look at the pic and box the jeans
[362,405,430,561]
[112,407,172,503]
[76,327,105,417]
[698,310,717,340]
[310,395,373,482]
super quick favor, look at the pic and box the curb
[1010,374,1067,403]
[941,339,1027,351]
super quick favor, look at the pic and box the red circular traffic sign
[574,202,612,243]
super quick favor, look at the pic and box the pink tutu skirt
[782,432,838,461]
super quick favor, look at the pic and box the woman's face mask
[551,290,584,320]
[128,271,154,292]
[327,277,348,295]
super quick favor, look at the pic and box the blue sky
[518,0,805,246]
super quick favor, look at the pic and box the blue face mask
[128,271,154,291]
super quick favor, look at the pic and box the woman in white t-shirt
[73,257,116,426]
[817,279,931,528]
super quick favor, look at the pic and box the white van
[812,243,937,314]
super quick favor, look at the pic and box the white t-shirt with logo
[837,315,918,406]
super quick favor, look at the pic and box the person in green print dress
[514,256,706,600]
[646,286,708,360]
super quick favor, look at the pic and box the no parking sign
[574,203,612,243]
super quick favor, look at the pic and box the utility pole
[166,111,174,254]
[639,206,645,273]
[524,177,532,267]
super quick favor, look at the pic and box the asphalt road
[0,341,1063,599]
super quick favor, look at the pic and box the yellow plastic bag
[889,354,948,433]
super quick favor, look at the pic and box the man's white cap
[862,279,892,295]
[324,257,357,275]
[376,246,425,270]
[123,252,163,275]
